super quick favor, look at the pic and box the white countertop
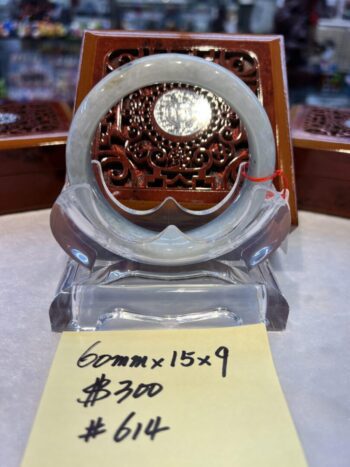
[1,209,349,467]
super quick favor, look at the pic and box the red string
[241,162,288,199]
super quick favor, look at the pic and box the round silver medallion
[153,89,212,137]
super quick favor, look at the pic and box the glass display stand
[49,53,292,333]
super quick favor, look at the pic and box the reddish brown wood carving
[302,106,350,139]
[92,49,259,208]
[76,32,297,222]
[0,101,69,137]
[93,84,250,205]
[104,48,259,94]
[291,104,350,218]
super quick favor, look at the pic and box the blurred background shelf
[1,0,350,107]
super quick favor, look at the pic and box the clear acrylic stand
[49,53,292,333]
[49,257,289,332]
[49,178,290,332]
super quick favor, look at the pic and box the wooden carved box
[0,101,70,214]
[75,31,297,224]
[291,104,350,218]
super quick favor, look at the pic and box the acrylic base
[49,257,289,332]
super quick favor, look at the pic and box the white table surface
[1,209,349,467]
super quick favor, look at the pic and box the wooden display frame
[75,31,298,224]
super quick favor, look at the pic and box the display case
[291,104,350,218]
[0,100,70,214]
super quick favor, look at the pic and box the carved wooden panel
[104,48,260,94]
[291,104,350,218]
[0,101,69,137]
[76,32,297,223]
[93,83,250,204]
[91,48,260,208]
[303,106,350,139]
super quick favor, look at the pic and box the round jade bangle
[65,54,276,265]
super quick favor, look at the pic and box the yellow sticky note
[22,324,307,467]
